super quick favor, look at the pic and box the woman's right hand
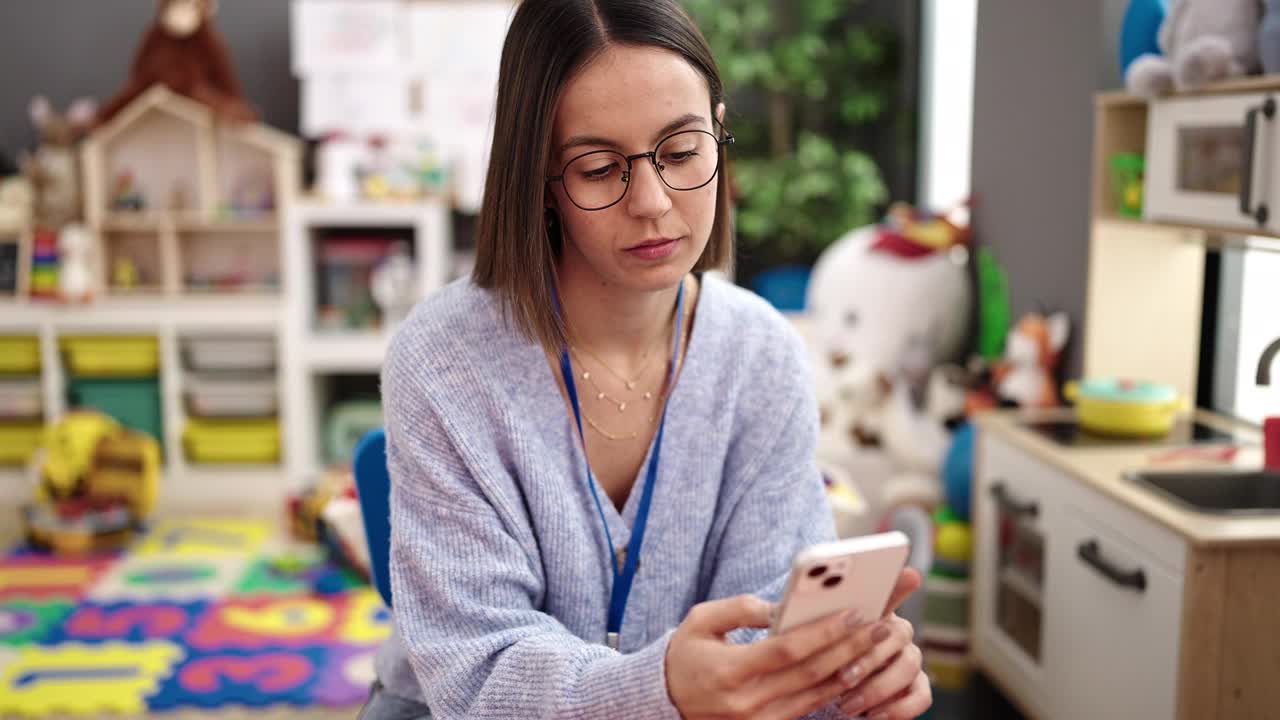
[664,594,901,720]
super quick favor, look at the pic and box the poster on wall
[291,0,405,73]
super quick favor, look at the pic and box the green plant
[685,0,898,269]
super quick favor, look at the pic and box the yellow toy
[25,411,162,554]
[38,411,120,502]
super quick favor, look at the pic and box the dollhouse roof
[87,84,300,156]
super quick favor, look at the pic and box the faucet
[1260,337,1280,386]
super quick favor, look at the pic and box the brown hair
[471,0,733,354]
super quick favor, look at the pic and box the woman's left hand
[835,569,932,719]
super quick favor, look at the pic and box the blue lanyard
[557,279,685,651]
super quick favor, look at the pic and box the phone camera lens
[822,575,843,588]
[807,565,828,578]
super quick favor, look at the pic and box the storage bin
[0,378,43,419]
[67,377,163,447]
[0,421,42,465]
[0,336,40,374]
[61,336,159,377]
[184,418,280,463]
[324,400,382,464]
[186,373,278,417]
[183,336,276,372]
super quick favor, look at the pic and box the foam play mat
[0,517,388,717]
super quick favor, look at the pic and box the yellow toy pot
[1063,378,1188,438]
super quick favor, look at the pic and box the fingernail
[844,609,863,628]
[841,663,862,685]
[871,622,891,643]
[842,693,865,713]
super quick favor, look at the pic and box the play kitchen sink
[1126,469,1280,515]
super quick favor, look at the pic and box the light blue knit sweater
[374,273,839,718]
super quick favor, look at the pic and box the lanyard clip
[606,632,620,651]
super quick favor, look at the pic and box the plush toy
[1126,0,1261,97]
[992,312,1071,408]
[97,0,256,125]
[1120,0,1168,77]
[21,97,96,231]
[807,203,973,536]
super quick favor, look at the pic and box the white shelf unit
[0,297,288,514]
[281,198,452,483]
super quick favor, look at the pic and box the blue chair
[353,428,393,607]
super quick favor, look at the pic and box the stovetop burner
[1023,418,1247,448]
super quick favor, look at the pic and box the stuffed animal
[1126,0,1261,97]
[807,204,973,537]
[97,0,256,125]
[21,97,96,231]
[992,312,1071,408]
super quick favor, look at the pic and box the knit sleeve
[701,334,846,720]
[382,352,682,720]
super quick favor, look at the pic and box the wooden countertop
[975,408,1280,547]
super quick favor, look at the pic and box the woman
[364,1,932,718]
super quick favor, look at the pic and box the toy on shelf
[23,411,161,554]
[1109,152,1145,217]
[992,312,1071,409]
[316,234,410,331]
[370,240,417,329]
[21,96,96,232]
[28,228,59,300]
[97,0,257,125]
[920,504,974,692]
[1126,0,1262,97]
[57,223,95,303]
[112,256,140,290]
[111,171,146,211]
[1119,0,1167,79]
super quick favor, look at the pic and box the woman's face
[549,44,721,293]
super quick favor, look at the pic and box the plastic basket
[0,378,43,419]
[0,421,42,465]
[184,418,280,463]
[183,337,276,372]
[61,336,159,377]
[67,377,163,447]
[186,374,278,417]
[0,336,40,374]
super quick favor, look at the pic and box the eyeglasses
[546,121,734,211]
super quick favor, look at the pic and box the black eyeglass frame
[545,119,735,211]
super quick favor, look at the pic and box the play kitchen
[969,77,1280,718]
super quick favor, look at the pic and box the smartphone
[770,530,911,636]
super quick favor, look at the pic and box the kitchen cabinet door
[1045,505,1183,720]
[972,435,1059,719]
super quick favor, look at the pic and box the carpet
[0,517,387,717]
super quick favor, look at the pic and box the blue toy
[942,422,975,522]
[1120,0,1167,76]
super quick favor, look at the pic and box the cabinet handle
[1239,97,1275,227]
[1077,540,1146,593]
[989,482,1038,518]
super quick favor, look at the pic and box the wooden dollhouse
[80,84,301,297]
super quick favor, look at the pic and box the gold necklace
[570,342,656,392]
[582,409,651,442]
[570,348,657,412]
